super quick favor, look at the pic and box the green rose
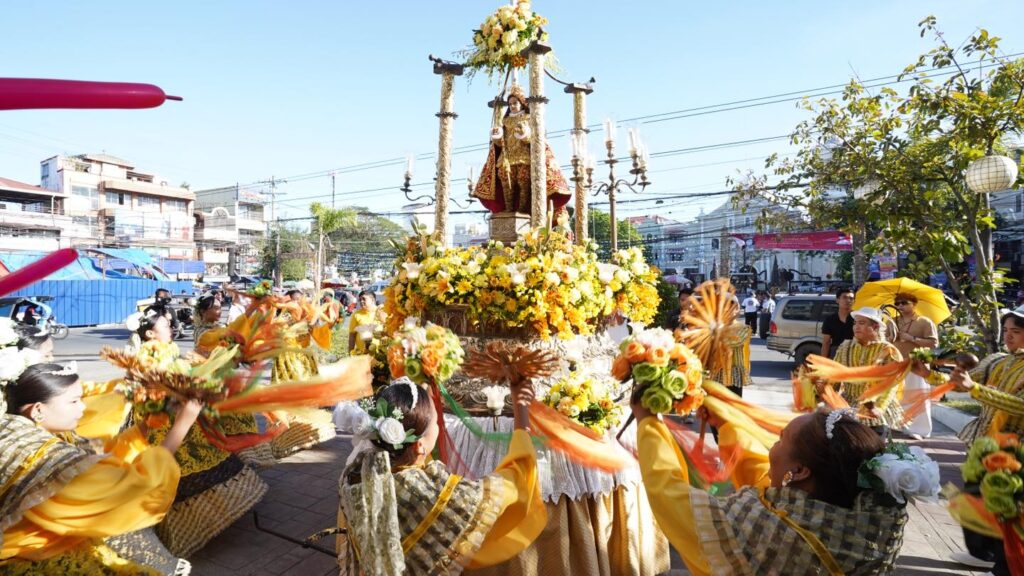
[632,363,665,386]
[436,361,455,384]
[983,491,1021,519]
[969,437,1000,461]
[962,458,988,484]
[641,386,675,414]
[982,470,1024,498]
[661,370,688,397]
[405,358,424,383]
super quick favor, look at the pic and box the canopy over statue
[472,82,571,215]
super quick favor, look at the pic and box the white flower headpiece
[46,361,77,377]
[0,347,43,385]
[859,443,940,504]
[825,408,857,440]
[0,318,20,348]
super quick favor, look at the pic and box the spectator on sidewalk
[741,292,760,331]
[758,291,775,339]
[821,287,855,359]
[666,285,695,331]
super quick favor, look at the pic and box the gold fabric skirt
[465,483,669,576]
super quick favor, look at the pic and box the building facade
[193,184,270,280]
[0,176,93,252]
[39,154,196,259]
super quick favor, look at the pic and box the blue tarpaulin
[0,252,134,280]
[159,259,204,274]
[83,248,170,280]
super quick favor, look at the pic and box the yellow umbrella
[853,278,951,324]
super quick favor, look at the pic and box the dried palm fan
[100,345,238,404]
[677,278,744,381]
[462,341,559,385]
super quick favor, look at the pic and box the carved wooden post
[565,82,593,243]
[524,41,551,228]
[431,56,464,246]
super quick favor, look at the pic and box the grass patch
[940,398,982,416]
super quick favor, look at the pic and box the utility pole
[330,171,336,208]
[258,175,284,288]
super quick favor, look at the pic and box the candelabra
[571,120,651,252]
[399,157,476,208]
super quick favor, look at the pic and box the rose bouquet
[858,441,940,504]
[387,320,464,386]
[611,326,704,415]
[961,433,1024,518]
[542,371,623,435]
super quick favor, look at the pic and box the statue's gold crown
[507,83,526,105]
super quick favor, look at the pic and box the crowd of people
[2,277,1023,575]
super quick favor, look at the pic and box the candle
[604,118,616,144]
[628,128,638,155]
[468,165,474,183]
[405,154,415,179]
[481,385,510,415]
[570,132,580,159]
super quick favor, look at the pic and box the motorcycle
[44,316,69,340]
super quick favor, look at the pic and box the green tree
[731,18,1024,351]
[258,226,310,282]
[329,209,408,276]
[582,209,648,261]
[310,203,357,289]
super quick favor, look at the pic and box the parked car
[766,293,838,366]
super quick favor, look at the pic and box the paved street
[55,328,987,575]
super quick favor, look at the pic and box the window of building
[137,195,161,209]
[105,191,127,206]
[71,185,100,209]
[165,199,188,212]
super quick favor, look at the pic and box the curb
[932,403,975,436]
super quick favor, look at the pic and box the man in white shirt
[227,294,249,323]
[741,293,760,331]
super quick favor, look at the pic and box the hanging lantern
[966,155,1019,195]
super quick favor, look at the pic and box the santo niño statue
[471,83,571,215]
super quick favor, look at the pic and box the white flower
[569,288,582,303]
[0,319,18,347]
[872,455,939,503]
[545,272,561,286]
[615,269,631,284]
[403,316,420,330]
[563,267,580,282]
[596,263,618,284]
[465,261,481,276]
[402,262,424,280]
[355,323,377,341]
[501,29,518,47]
[0,347,32,382]
[505,264,526,285]
[628,322,647,335]
[630,261,649,276]
[333,402,371,433]
[376,417,408,448]
[578,280,593,295]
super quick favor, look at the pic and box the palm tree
[310,203,356,290]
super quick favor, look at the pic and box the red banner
[733,231,852,251]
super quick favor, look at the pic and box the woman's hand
[697,405,724,429]
[899,332,915,343]
[910,359,931,378]
[950,368,975,392]
[509,377,534,430]
[160,399,204,454]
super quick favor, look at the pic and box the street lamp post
[571,121,651,252]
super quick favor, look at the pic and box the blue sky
[2,1,1023,227]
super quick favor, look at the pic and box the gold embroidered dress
[268,331,337,459]
[832,339,906,428]
[706,323,752,388]
[472,93,571,215]
[956,350,1024,443]
[337,428,546,575]
[637,417,907,575]
[0,415,185,575]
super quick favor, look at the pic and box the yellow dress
[267,332,337,459]
[1,420,180,575]
[637,417,907,575]
[348,308,382,355]
[338,429,546,575]
[832,339,906,428]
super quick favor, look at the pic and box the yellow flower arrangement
[383,227,660,340]
[460,0,553,80]
[542,371,623,435]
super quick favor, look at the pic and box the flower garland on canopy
[460,1,552,81]
[384,227,659,340]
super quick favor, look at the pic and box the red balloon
[0,78,181,111]
[0,249,78,297]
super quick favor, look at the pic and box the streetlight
[570,121,651,252]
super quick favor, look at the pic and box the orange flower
[387,345,406,379]
[145,412,169,429]
[420,347,442,378]
[674,391,704,415]
[669,343,689,362]
[996,432,1021,450]
[646,346,670,367]
[624,340,647,363]
[611,354,632,381]
[983,451,1023,473]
